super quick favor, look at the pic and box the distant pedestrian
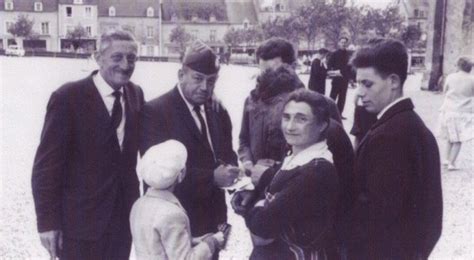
[347,38,442,259]
[308,48,330,95]
[130,140,228,260]
[327,37,354,119]
[438,56,474,170]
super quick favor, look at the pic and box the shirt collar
[377,96,409,119]
[281,140,333,170]
[93,71,122,98]
[145,188,182,207]
[177,84,203,112]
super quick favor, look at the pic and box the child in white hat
[130,139,226,260]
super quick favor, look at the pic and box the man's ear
[388,74,402,90]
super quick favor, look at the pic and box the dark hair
[256,37,296,65]
[317,48,329,55]
[351,38,408,86]
[99,29,137,53]
[284,89,330,129]
[457,56,472,73]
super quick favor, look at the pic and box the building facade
[0,0,59,51]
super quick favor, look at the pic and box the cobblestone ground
[1,58,472,259]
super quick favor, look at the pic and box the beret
[183,39,220,75]
[139,140,188,189]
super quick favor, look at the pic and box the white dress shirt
[93,72,126,149]
[177,84,215,154]
[377,96,409,120]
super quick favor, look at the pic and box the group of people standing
[32,29,444,260]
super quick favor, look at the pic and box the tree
[261,17,299,43]
[364,5,404,38]
[169,25,192,56]
[224,27,244,47]
[291,3,325,50]
[66,24,88,50]
[401,25,423,49]
[8,14,34,39]
[320,1,351,49]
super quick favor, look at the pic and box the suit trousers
[330,78,349,114]
[60,188,132,260]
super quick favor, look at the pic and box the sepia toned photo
[1,0,472,259]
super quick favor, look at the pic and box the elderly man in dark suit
[140,40,239,243]
[31,30,144,259]
[347,38,442,259]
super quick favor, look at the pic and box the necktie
[193,105,212,149]
[111,90,122,129]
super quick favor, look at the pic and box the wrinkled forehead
[100,39,137,54]
[283,101,314,117]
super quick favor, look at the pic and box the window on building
[209,14,216,22]
[243,19,249,29]
[34,2,43,12]
[109,6,116,17]
[5,0,14,10]
[146,45,154,56]
[66,7,72,17]
[171,13,178,22]
[85,7,92,17]
[147,7,154,17]
[414,9,419,17]
[41,22,49,35]
[5,21,13,34]
[210,30,216,42]
[420,11,425,18]
[66,25,74,35]
[73,0,83,4]
[191,30,198,39]
[147,26,154,38]
[86,26,92,36]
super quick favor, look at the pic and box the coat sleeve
[219,104,238,166]
[308,61,317,89]
[31,91,71,232]
[139,101,164,155]
[237,98,253,163]
[157,212,214,260]
[245,163,339,239]
[363,135,411,240]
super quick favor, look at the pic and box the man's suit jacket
[140,86,238,236]
[32,71,144,240]
[308,58,327,94]
[348,99,442,259]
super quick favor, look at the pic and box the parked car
[5,45,25,56]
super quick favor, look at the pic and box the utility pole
[425,0,447,90]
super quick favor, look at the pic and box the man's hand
[39,230,62,259]
[231,190,254,215]
[242,161,253,176]
[250,164,269,186]
[214,164,240,187]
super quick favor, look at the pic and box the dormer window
[73,0,83,4]
[109,6,116,17]
[146,7,154,17]
[34,2,43,12]
[5,0,14,11]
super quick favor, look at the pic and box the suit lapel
[171,87,204,142]
[204,105,220,156]
[356,98,414,154]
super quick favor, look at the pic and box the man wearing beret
[140,40,239,256]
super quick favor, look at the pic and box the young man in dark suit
[347,38,442,259]
[308,48,329,95]
[31,30,144,259]
[139,40,239,244]
[327,37,353,119]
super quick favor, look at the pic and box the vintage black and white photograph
[0,0,472,259]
